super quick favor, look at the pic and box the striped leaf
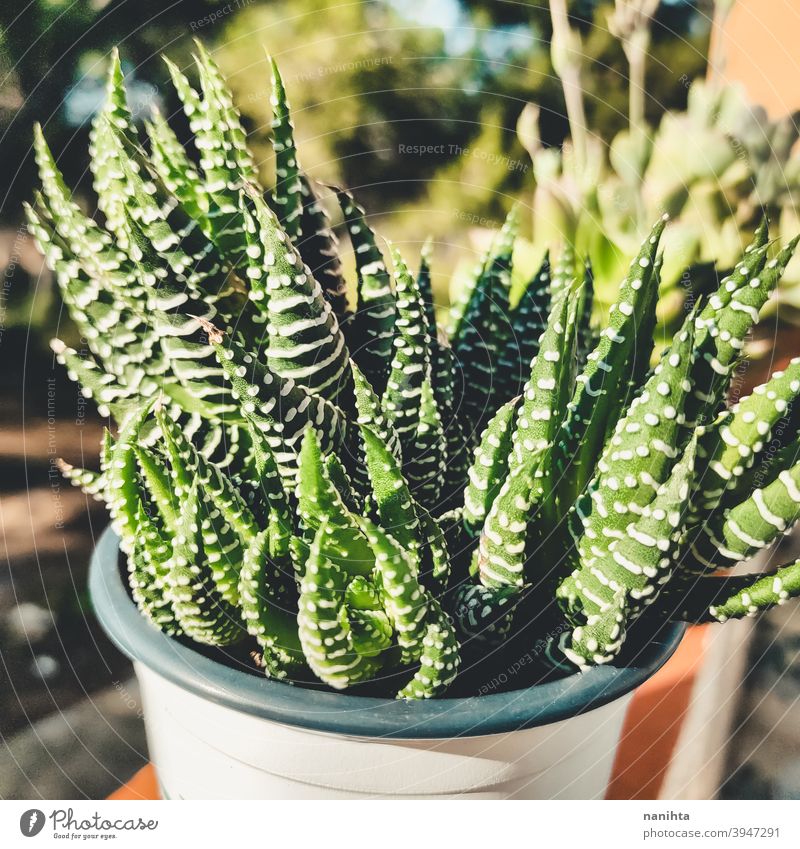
[691,357,800,519]
[268,57,304,240]
[240,188,352,404]
[336,187,397,392]
[297,521,383,689]
[493,252,551,405]
[554,216,667,505]
[239,530,305,678]
[559,440,696,668]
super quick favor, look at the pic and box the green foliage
[39,48,800,700]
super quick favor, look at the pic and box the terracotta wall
[710,0,800,118]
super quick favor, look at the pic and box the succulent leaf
[463,397,519,534]
[167,482,245,646]
[298,176,350,322]
[268,57,303,240]
[335,187,396,390]
[239,530,304,677]
[297,521,382,689]
[692,357,800,519]
[682,557,800,623]
[383,246,432,448]
[569,308,696,570]
[452,206,519,435]
[240,188,352,404]
[145,107,207,225]
[555,216,667,503]
[559,439,697,667]
[688,456,800,571]
[395,607,460,700]
[493,252,551,404]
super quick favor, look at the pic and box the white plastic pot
[90,527,684,800]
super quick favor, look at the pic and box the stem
[626,30,649,139]
[549,0,588,174]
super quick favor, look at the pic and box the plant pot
[89,526,685,800]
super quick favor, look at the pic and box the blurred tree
[0,0,711,346]
[0,0,216,218]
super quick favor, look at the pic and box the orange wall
[710,0,800,119]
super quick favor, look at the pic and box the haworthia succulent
[295,426,374,576]
[156,408,246,607]
[450,583,519,645]
[718,440,800,516]
[360,424,422,557]
[357,516,429,665]
[616,251,663,423]
[690,557,800,622]
[477,455,543,590]
[335,187,396,391]
[129,503,181,634]
[39,49,800,699]
[297,521,382,689]
[688,457,800,571]
[166,482,245,646]
[510,284,576,473]
[238,530,304,678]
[121,212,239,421]
[554,216,667,504]
[463,397,519,534]
[240,187,352,404]
[559,440,696,667]
[235,421,291,533]
[351,360,401,462]
[268,57,303,241]
[452,206,519,435]
[568,308,696,571]
[30,133,169,390]
[691,357,800,519]
[55,460,105,501]
[266,61,349,318]
[132,444,179,530]
[88,50,137,249]
[164,49,254,261]
[685,224,788,428]
[395,606,460,699]
[359,420,449,582]
[405,377,446,505]
[493,252,551,405]
[145,106,207,225]
[343,575,393,658]
[98,405,153,556]
[109,119,249,317]
[193,40,256,183]
[50,341,136,421]
[155,406,258,544]
[206,320,347,481]
[382,246,431,449]
[298,176,350,323]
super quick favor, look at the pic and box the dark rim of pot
[90,526,686,740]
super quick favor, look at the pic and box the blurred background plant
[518,0,800,331]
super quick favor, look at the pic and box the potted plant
[30,46,800,800]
